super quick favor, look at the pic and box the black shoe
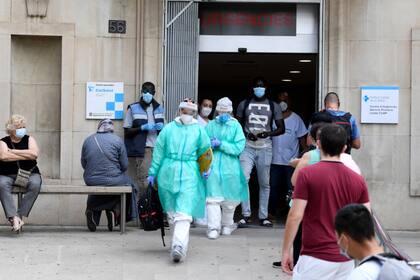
[272,261,281,269]
[259,219,273,227]
[85,210,97,232]
[237,216,252,228]
[163,216,170,228]
[106,210,114,232]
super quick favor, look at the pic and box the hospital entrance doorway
[198,52,318,223]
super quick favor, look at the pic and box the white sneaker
[221,224,238,236]
[207,229,220,240]
[12,216,24,232]
[171,245,184,263]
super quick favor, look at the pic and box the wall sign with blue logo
[360,86,399,124]
[86,82,124,120]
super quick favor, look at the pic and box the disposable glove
[147,175,155,186]
[211,138,222,149]
[202,169,211,180]
[154,122,164,131]
[141,123,155,131]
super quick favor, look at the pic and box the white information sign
[86,82,124,120]
[360,86,399,124]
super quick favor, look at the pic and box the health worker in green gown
[147,98,211,263]
[205,97,248,240]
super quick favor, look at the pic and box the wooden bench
[12,185,132,234]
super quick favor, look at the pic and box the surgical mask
[338,236,353,260]
[280,101,288,112]
[253,87,266,98]
[142,92,153,104]
[180,114,193,124]
[339,247,352,260]
[218,113,231,124]
[15,128,26,138]
[201,107,212,118]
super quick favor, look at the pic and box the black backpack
[311,110,353,154]
[138,183,165,246]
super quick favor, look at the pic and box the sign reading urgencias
[199,3,296,36]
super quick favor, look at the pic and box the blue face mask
[253,87,266,98]
[142,92,153,104]
[15,128,26,138]
[218,113,231,124]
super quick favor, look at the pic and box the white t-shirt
[197,115,209,127]
[272,112,307,165]
[347,258,381,280]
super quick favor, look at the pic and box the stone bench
[12,185,132,234]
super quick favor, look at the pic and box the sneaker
[12,216,24,232]
[207,229,220,240]
[272,261,281,269]
[85,210,97,232]
[171,245,184,263]
[221,224,238,236]
[259,219,273,227]
[237,216,252,228]
[105,210,115,232]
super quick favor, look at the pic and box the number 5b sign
[108,20,126,34]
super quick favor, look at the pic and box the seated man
[81,119,137,232]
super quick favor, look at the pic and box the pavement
[0,225,419,280]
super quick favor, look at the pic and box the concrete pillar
[410,28,420,196]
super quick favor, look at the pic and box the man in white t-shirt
[335,204,383,280]
[269,92,307,218]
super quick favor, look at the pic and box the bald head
[324,92,340,110]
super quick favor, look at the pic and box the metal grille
[164,1,199,121]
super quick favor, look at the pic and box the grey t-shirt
[123,105,157,148]
[236,98,283,149]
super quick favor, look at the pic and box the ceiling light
[299,59,311,63]
[282,79,292,82]
[289,70,301,74]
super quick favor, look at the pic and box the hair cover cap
[216,97,233,112]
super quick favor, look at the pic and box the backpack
[311,110,353,154]
[361,253,420,280]
[239,98,276,131]
[138,183,166,246]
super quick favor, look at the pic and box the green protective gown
[148,119,211,218]
[205,117,248,203]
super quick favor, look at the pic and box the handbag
[10,142,35,188]
[14,167,32,188]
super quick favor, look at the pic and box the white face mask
[280,101,288,112]
[201,107,212,118]
[180,114,193,124]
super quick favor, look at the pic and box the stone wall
[0,0,164,225]
[326,0,420,230]
[0,0,419,229]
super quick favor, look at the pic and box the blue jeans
[240,145,272,220]
[268,164,294,215]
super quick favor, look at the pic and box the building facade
[0,0,419,229]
